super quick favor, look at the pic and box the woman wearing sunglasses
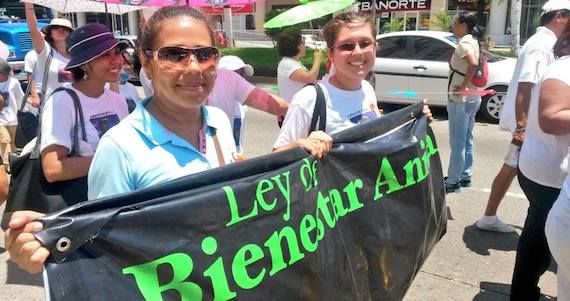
[274,12,432,154]
[25,3,74,100]
[86,7,238,199]
[5,6,332,274]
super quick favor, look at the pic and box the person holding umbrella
[24,2,74,100]
[276,29,323,126]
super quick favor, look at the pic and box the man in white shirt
[478,2,567,233]
[503,1,570,299]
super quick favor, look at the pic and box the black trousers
[511,170,560,300]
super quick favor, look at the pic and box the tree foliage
[432,9,452,32]
[382,18,407,33]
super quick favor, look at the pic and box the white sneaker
[476,216,516,233]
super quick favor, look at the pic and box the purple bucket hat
[65,23,128,70]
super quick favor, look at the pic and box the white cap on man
[218,55,254,77]
[541,0,570,16]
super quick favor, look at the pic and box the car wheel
[480,86,507,124]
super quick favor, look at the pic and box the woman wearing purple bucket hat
[39,23,130,186]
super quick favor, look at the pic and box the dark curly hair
[276,28,303,57]
[454,12,485,40]
[553,31,570,58]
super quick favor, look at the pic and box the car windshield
[444,34,505,63]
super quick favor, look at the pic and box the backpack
[449,49,489,88]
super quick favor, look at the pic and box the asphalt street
[0,87,558,300]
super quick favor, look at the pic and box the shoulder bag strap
[38,49,54,112]
[19,55,42,112]
[448,55,465,92]
[18,78,33,112]
[209,126,226,167]
[30,84,63,159]
[308,83,327,136]
[31,87,87,158]
[62,89,87,156]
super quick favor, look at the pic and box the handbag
[2,88,88,229]
[14,50,53,148]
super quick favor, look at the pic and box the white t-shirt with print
[119,82,140,113]
[40,86,129,153]
[449,34,480,102]
[36,41,72,99]
[274,77,380,148]
[277,57,308,103]
[499,27,557,132]
[105,82,140,113]
[519,55,570,188]
[0,77,24,126]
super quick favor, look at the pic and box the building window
[245,14,255,30]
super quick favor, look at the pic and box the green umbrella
[263,0,355,29]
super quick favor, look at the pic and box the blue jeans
[446,96,481,184]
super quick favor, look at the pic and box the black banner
[36,102,447,300]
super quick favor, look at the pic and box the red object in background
[325,57,332,74]
[215,31,228,48]
[202,3,255,15]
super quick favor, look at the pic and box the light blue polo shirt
[87,98,236,200]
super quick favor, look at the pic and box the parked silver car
[374,31,516,123]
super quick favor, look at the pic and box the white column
[488,0,509,45]
[127,11,139,36]
[224,7,234,46]
[416,11,420,30]
[76,12,87,27]
[254,1,266,31]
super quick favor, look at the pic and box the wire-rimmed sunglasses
[330,40,375,52]
[144,46,220,71]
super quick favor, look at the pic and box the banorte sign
[358,0,432,12]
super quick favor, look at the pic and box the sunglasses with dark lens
[51,25,71,32]
[332,40,374,52]
[145,46,220,71]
